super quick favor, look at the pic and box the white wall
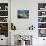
[11,0,38,30]
[11,0,46,30]
[11,0,46,46]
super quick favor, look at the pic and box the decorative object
[29,25,35,30]
[38,11,46,16]
[38,17,46,22]
[38,23,46,28]
[38,3,46,10]
[0,23,8,37]
[39,29,46,37]
[0,17,8,22]
[42,12,45,15]
[19,35,32,45]
[5,6,8,10]
[0,3,8,10]
[11,23,16,30]
[17,10,29,19]
[0,11,8,16]
[0,23,8,30]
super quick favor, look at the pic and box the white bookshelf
[0,3,8,38]
[0,0,11,45]
[38,3,46,37]
[38,3,46,29]
[0,3,8,23]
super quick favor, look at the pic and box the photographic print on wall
[17,10,29,19]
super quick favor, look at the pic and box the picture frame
[17,10,29,19]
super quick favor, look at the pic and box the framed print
[17,10,29,19]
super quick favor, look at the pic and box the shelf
[0,16,8,17]
[38,10,46,11]
[38,3,46,37]
[0,10,8,11]
[0,3,8,37]
[0,22,8,23]
[38,15,46,17]
[38,22,46,23]
[38,28,46,29]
